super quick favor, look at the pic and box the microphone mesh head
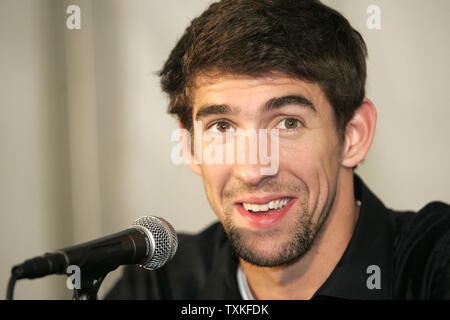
[133,216,178,270]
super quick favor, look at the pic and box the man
[106,0,449,299]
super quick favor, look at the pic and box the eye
[207,120,236,133]
[276,118,302,130]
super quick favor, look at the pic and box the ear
[179,121,202,176]
[341,98,377,168]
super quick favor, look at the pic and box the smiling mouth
[239,197,293,214]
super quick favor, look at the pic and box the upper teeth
[242,198,290,212]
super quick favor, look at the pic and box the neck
[240,170,359,300]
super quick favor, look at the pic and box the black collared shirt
[105,175,450,300]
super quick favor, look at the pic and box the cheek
[279,129,341,176]
[279,141,319,197]
[201,164,232,211]
[279,139,320,174]
[278,135,341,217]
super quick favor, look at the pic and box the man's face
[189,74,344,267]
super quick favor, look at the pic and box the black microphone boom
[11,216,178,281]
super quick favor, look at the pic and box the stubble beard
[225,206,314,267]
[222,185,335,268]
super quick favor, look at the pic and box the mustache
[221,178,307,200]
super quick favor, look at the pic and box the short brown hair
[159,0,368,141]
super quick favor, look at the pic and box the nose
[232,162,274,186]
[231,130,279,186]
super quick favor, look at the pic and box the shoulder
[104,222,232,299]
[392,201,450,248]
[177,221,230,265]
[391,201,450,299]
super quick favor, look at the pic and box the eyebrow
[194,94,316,120]
[195,104,234,120]
[264,95,316,113]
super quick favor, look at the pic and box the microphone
[10,216,178,280]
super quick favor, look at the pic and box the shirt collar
[313,174,394,300]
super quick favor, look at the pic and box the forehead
[191,74,329,113]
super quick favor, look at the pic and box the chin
[227,223,314,267]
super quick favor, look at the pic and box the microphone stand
[6,269,107,300]
[71,272,107,300]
